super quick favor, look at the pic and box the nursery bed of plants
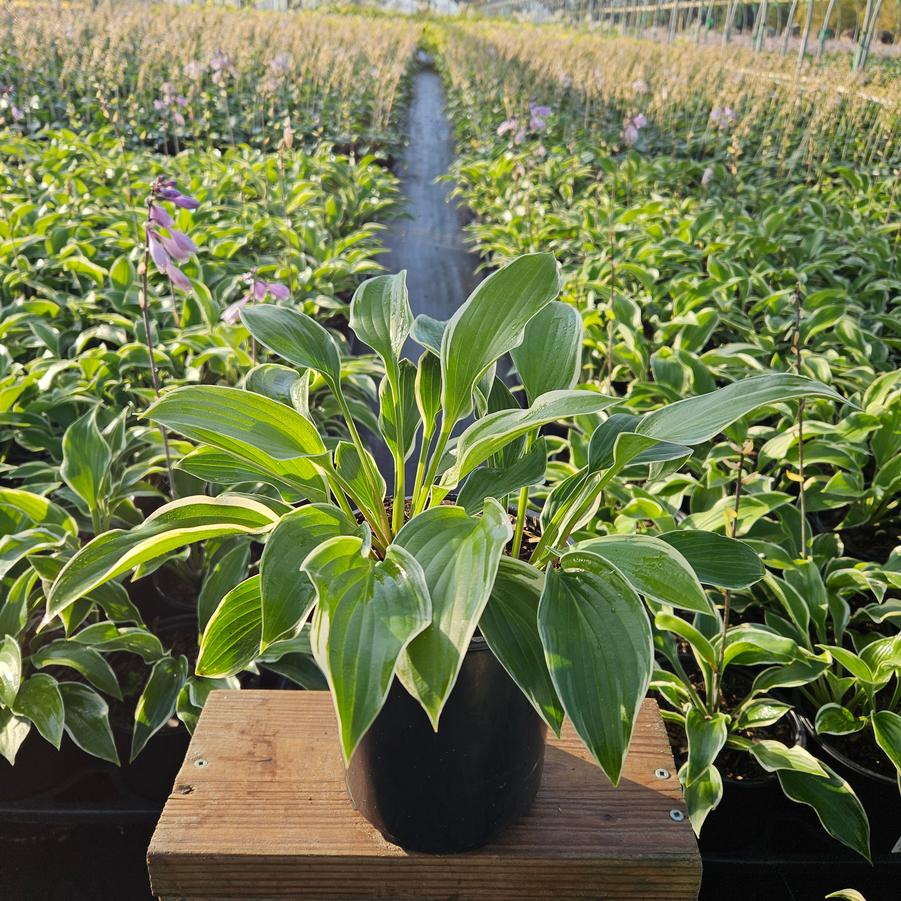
[2,3,900,900]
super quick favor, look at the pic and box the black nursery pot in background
[345,637,548,854]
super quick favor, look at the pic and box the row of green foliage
[1,3,419,155]
[1,4,411,772]
[428,22,900,850]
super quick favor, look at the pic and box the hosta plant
[653,600,873,860]
[47,253,844,785]
[0,488,165,765]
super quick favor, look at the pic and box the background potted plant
[47,252,847,853]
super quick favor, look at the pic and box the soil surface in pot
[822,726,896,779]
[663,676,799,781]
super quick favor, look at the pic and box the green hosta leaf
[350,271,413,382]
[681,762,723,835]
[749,739,829,777]
[0,569,35,639]
[246,363,303,407]
[659,530,764,589]
[440,253,561,425]
[0,488,77,536]
[47,495,279,615]
[60,408,111,518]
[395,500,512,727]
[539,550,653,784]
[510,301,583,405]
[872,710,901,776]
[480,557,564,736]
[636,373,844,446]
[31,640,121,699]
[241,304,341,387]
[820,646,877,684]
[776,762,871,861]
[752,657,830,694]
[11,673,63,748]
[439,390,618,491]
[0,635,22,707]
[589,427,691,483]
[334,442,386,526]
[410,313,446,356]
[815,703,866,736]
[177,448,313,502]
[684,709,728,786]
[260,504,363,650]
[379,359,418,462]
[1,528,68,580]
[457,438,547,514]
[146,385,327,498]
[196,576,263,678]
[722,625,799,667]
[131,655,189,761]
[197,541,251,633]
[59,682,118,765]
[574,535,713,615]
[303,536,431,763]
[415,351,442,436]
[71,623,165,662]
[0,708,31,764]
[734,698,791,729]
[587,414,640,472]
[655,613,716,668]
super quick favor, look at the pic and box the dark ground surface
[379,66,480,356]
[3,65,898,901]
[367,65,481,484]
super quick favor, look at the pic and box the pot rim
[719,709,807,789]
[798,712,896,786]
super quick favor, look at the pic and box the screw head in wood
[669,809,685,822]
[654,768,671,779]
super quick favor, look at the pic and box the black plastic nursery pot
[345,636,548,854]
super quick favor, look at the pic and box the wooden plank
[148,691,700,900]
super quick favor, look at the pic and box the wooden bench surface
[148,690,700,900]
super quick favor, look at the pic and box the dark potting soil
[665,716,798,782]
[823,726,896,779]
[663,673,799,782]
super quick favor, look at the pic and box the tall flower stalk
[140,176,200,496]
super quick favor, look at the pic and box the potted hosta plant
[653,597,872,860]
[47,253,846,852]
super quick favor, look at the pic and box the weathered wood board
[148,691,701,900]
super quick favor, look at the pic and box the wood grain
[148,691,700,900]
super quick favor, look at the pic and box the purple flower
[166,265,192,292]
[632,79,648,95]
[223,271,289,322]
[150,204,173,228]
[710,107,736,129]
[159,228,198,262]
[623,114,647,147]
[147,226,194,293]
[221,297,249,325]
[497,117,519,137]
[529,103,551,132]
[209,50,235,86]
